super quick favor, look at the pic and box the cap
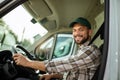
[69,17,91,29]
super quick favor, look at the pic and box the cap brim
[69,22,78,27]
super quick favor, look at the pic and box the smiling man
[13,17,101,80]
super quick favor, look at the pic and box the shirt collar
[78,41,90,49]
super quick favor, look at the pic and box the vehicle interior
[0,0,105,80]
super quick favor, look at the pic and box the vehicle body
[0,0,119,80]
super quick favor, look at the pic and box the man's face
[72,23,92,45]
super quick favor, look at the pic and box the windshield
[0,5,48,50]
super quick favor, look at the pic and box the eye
[79,28,84,31]
[73,29,76,32]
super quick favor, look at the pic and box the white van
[0,0,119,80]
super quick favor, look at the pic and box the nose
[73,30,80,36]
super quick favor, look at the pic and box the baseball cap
[69,17,91,29]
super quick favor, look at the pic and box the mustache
[74,35,83,37]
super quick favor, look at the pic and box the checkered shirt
[44,41,101,80]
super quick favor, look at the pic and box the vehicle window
[0,20,16,50]
[36,37,54,61]
[53,34,73,59]
[35,33,74,61]
[0,5,47,50]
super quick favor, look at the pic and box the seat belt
[88,22,104,45]
[89,22,104,80]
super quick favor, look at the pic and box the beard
[74,35,89,45]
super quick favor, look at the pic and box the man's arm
[44,45,101,73]
[13,45,101,73]
[40,73,63,80]
[13,54,63,80]
[13,54,46,71]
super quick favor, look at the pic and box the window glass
[0,19,16,50]
[0,5,47,50]
[36,37,54,61]
[53,34,74,59]
[36,34,74,61]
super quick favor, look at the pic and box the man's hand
[40,73,62,80]
[40,74,52,80]
[13,53,30,67]
[13,53,46,71]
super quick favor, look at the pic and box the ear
[88,29,92,36]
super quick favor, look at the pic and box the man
[13,17,101,80]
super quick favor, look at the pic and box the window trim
[98,0,109,80]
[0,0,28,18]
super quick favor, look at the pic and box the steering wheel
[12,45,36,60]
[0,45,39,80]
[12,45,39,79]
[0,50,17,80]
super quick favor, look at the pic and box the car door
[34,33,75,61]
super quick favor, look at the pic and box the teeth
[76,36,82,38]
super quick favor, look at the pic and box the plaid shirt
[44,41,101,80]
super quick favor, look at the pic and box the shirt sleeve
[44,45,101,74]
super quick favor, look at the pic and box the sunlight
[2,5,48,43]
